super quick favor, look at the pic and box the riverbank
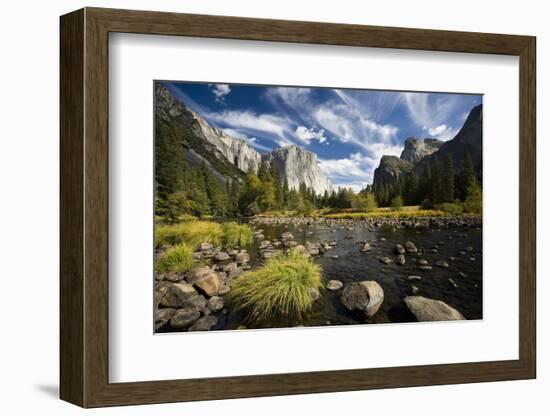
[155,214,482,332]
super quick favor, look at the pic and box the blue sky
[163,81,482,191]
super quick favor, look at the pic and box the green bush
[421,198,434,210]
[222,222,254,247]
[390,195,404,211]
[439,202,464,215]
[227,251,323,323]
[463,182,482,214]
[155,243,196,273]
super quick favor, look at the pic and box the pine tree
[460,151,477,200]
[442,154,455,202]
[282,177,290,209]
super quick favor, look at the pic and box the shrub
[227,251,323,323]
[421,198,434,210]
[155,243,195,273]
[155,221,223,247]
[439,202,464,215]
[390,195,404,211]
[463,182,482,214]
[222,222,254,247]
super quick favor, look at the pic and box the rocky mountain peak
[400,137,444,163]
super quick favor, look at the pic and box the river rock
[394,244,406,254]
[163,272,184,282]
[258,240,271,250]
[188,315,218,331]
[223,262,239,273]
[435,260,449,268]
[309,287,321,302]
[404,296,465,321]
[308,248,320,256]
[379,256,393,265]
[227,249,239,256]
[169,307,201,329]
[396,254,406,265]
[157,282,198,308]
[418,259,429,265]
[407,275,422,281]
[326,280,344,291]
[404,241,418,253]
[341,281,384,318]
[208,296,225,312]
[448,278,459,288]
[155,308,175,330]
[261,249,281,260]
[214,251,230,261]
[361,242,372,252]
[199,242,213,251]
[185,294,208,311]
[281,232,294,240]
[419,265,433,271]
[186,266,222,297]
[235,252,250,264]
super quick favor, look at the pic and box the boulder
[186,266,222,297]
[404,296,465,321]
[199,242,213,251]
[155,308,175,330]
[404,241,418,253]
[326,280,344,291]
[396,254,406,265]
[235,252,250,264]
[188,315,218,331]
[208,296,225,312]
[157,282,198,308]
[394,244,406,254]
[361,242,372,252]
[341,281,384,318]
[214,251,230,261]
[169,307,201,329]
[258,240,272,250]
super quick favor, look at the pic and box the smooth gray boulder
[341,281,384,318]
[404,296,465,321]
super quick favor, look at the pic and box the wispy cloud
[425,124,458,141]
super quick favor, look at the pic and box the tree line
[370,152,482,212]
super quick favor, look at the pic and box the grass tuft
[222,222,254,247]
[155,221,223,248]
[227,251,323,323]
[156,243,196,273]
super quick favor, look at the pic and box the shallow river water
[212,221,483,330]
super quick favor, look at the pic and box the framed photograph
[60,7,536,408]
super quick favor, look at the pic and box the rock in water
[341,281,384,318]
[396,254,406,265]
[379,256,393,265]
[361,242,372,252]
[435,260,449,268]
[394,244,406,254]
[214,252,230,261]
[188,315,218,331]
[404,296,465,321]
[326,280,344,291]
[404,241,418,253]
[186,266,222,297]
[235,252,250,264]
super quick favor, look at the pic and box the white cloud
[210,84,231,102]
[424,124,458,141]
[209,110,292,139]
[402,92,461,133]
[221,128,273,152]
[295,126,327,144]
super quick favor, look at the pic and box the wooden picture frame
[60,7,536,408]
